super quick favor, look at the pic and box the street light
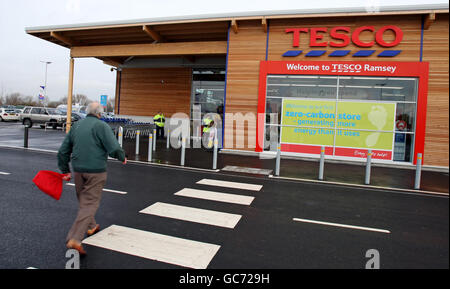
[40,61,52,105]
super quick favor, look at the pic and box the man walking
[57,102,126,255]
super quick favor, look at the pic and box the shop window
[338,77,417,102]
[265,75,418,163]
[267,75,337,99]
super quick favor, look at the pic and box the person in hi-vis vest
[153,111,165,139]
[206,120,217,150]
[203,117,212,135]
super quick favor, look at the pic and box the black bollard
[24,126,29,148]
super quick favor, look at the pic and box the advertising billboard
[280,99,396,160]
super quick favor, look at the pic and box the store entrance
[190,68,226,146]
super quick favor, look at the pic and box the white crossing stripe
[196,179,262,191]
[140,202,242,229]
[175,188,255,205]
[66,183,127,195]
[221,165,272,175]
[82,225,220,269]
[0,171,11,175]
[293,218,391,234]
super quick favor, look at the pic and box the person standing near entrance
[154,110,165,139]
[202,116,213,136]
[57,102,127,255]
[206,120,218,150]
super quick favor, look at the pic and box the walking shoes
[66,239,87,255]
[87,224,100,236]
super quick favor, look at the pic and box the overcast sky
[0,0,447,102]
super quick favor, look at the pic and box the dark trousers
[156,126,164,139]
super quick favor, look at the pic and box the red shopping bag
[32,170,66,200]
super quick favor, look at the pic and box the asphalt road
[0,147,448,269]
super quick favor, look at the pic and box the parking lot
[0,121,66,151]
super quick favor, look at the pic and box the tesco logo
[285,25,403,48]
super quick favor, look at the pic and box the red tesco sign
[285,25,403,48]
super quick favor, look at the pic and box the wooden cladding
[422,13,449,167]
[71,41,227,58]
[224,20,267,150]
[117,68,191,117]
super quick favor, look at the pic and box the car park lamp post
[40,61,52,105]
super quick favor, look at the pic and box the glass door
[191,69,225,147]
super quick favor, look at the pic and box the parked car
[0,108,20,122]
[71,111,86,122]
[57,109,86,123]
[19,106,69,129]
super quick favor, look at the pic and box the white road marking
[140,202,242,229]
[66,183,127,195]
[221,165,272,175]
[293,218,391,234]
[175,188,255,205]
[82,225,220,269]
[0,171,10,175]
[196,179,262,191]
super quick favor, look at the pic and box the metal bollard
[213,137,218,170]
[166,129,170,149]
[24,126,29,148]
[153,129,156,151]
[414,153,422,190]
[319,146,325,180]
[118,126,123,147]
[365,149,372,185]
[180,137,186,166]
[148,134,153,162]
[135,130,140,155]
[275,144,281,176]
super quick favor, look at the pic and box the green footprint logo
[366,105,388,147]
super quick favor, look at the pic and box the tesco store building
[26,5,449,168]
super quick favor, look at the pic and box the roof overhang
[25,4,449,66]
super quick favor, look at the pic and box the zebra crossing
[139,202,242,229]
[82,178,262,269]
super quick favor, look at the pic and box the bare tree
[72,94,91,106]
[106,98,115,113]
[4,93,23,105]
[22,95,38,106]
[60,96,68,104]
